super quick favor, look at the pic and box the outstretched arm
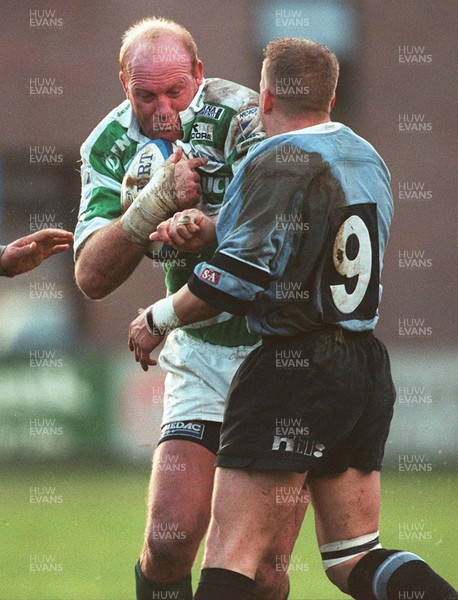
[0,228,73,277]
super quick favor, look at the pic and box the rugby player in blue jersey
[129,38,457,600]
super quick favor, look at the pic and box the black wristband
[146,306,166,336]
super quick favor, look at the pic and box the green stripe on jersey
[184,315,259,347]
[88,120,139,185]
[83,186,122,222]
[162,247,217,293]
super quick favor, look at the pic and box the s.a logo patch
[200,267,221,285]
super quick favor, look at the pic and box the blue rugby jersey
[188,122,393,336]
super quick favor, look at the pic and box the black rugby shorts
[216,328,396,475]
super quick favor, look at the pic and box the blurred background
[0,1,456,598]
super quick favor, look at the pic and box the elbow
[75,266,110,300]
[80,284,108,301]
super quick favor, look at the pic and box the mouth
[155,125,177,132]
[147,123,182,140]
[151,120,181,131]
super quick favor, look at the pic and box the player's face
[121,37,203,141]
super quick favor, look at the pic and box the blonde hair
[119,16,199,79]
[264,38,339,114]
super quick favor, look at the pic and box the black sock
[348,549,457,600]
[135,559,192,600]
[386,558,457,600]
[194,567,255,600]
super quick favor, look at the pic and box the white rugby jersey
[75,78,264,346]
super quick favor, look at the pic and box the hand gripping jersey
[189,122,394,336]
[75,78,264,346]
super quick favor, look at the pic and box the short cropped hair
[263,38,339,114]
[119,16,199,79]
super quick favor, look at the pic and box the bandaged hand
[121,148,207,246]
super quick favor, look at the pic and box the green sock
[135,559,192,600]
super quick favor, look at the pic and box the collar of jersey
[285,121,344,136]
[126,102,150,144]
[179,77,207,127]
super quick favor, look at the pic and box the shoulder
[81,99,133,158]
[203,78,259,112]
[331,125,387,163]
[244,136,311,173]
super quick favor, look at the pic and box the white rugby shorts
[158,328,259,425]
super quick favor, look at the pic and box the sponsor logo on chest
[198,104,225,121]
[191,122,214,141]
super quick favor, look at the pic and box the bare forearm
[173,284,221,324]
[75,220,146,299]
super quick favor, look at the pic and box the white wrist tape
[120,162,179,246]
[146,295,182,335]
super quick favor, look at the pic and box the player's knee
[323,560,352,592]
[145,514,204,564]
[255,558,289,600]
[255,540,293,600]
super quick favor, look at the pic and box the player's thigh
[308,467,380,545]
[259,486,309,568]
[204,467,307,575]
[147,439,216,528]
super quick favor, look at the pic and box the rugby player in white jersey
[74,17,306,600]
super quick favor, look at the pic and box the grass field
[0,465,456,600]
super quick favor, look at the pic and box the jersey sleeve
[224,103,265,174]
[74,138,124,255]
[188,144,312,314]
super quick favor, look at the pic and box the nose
[154,95,174,117]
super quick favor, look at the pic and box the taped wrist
[121,162,179,245]
[146,295,182,336]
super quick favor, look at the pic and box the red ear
[194,60,204,86]
[330,95,336,110]
[263,88,274,114]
